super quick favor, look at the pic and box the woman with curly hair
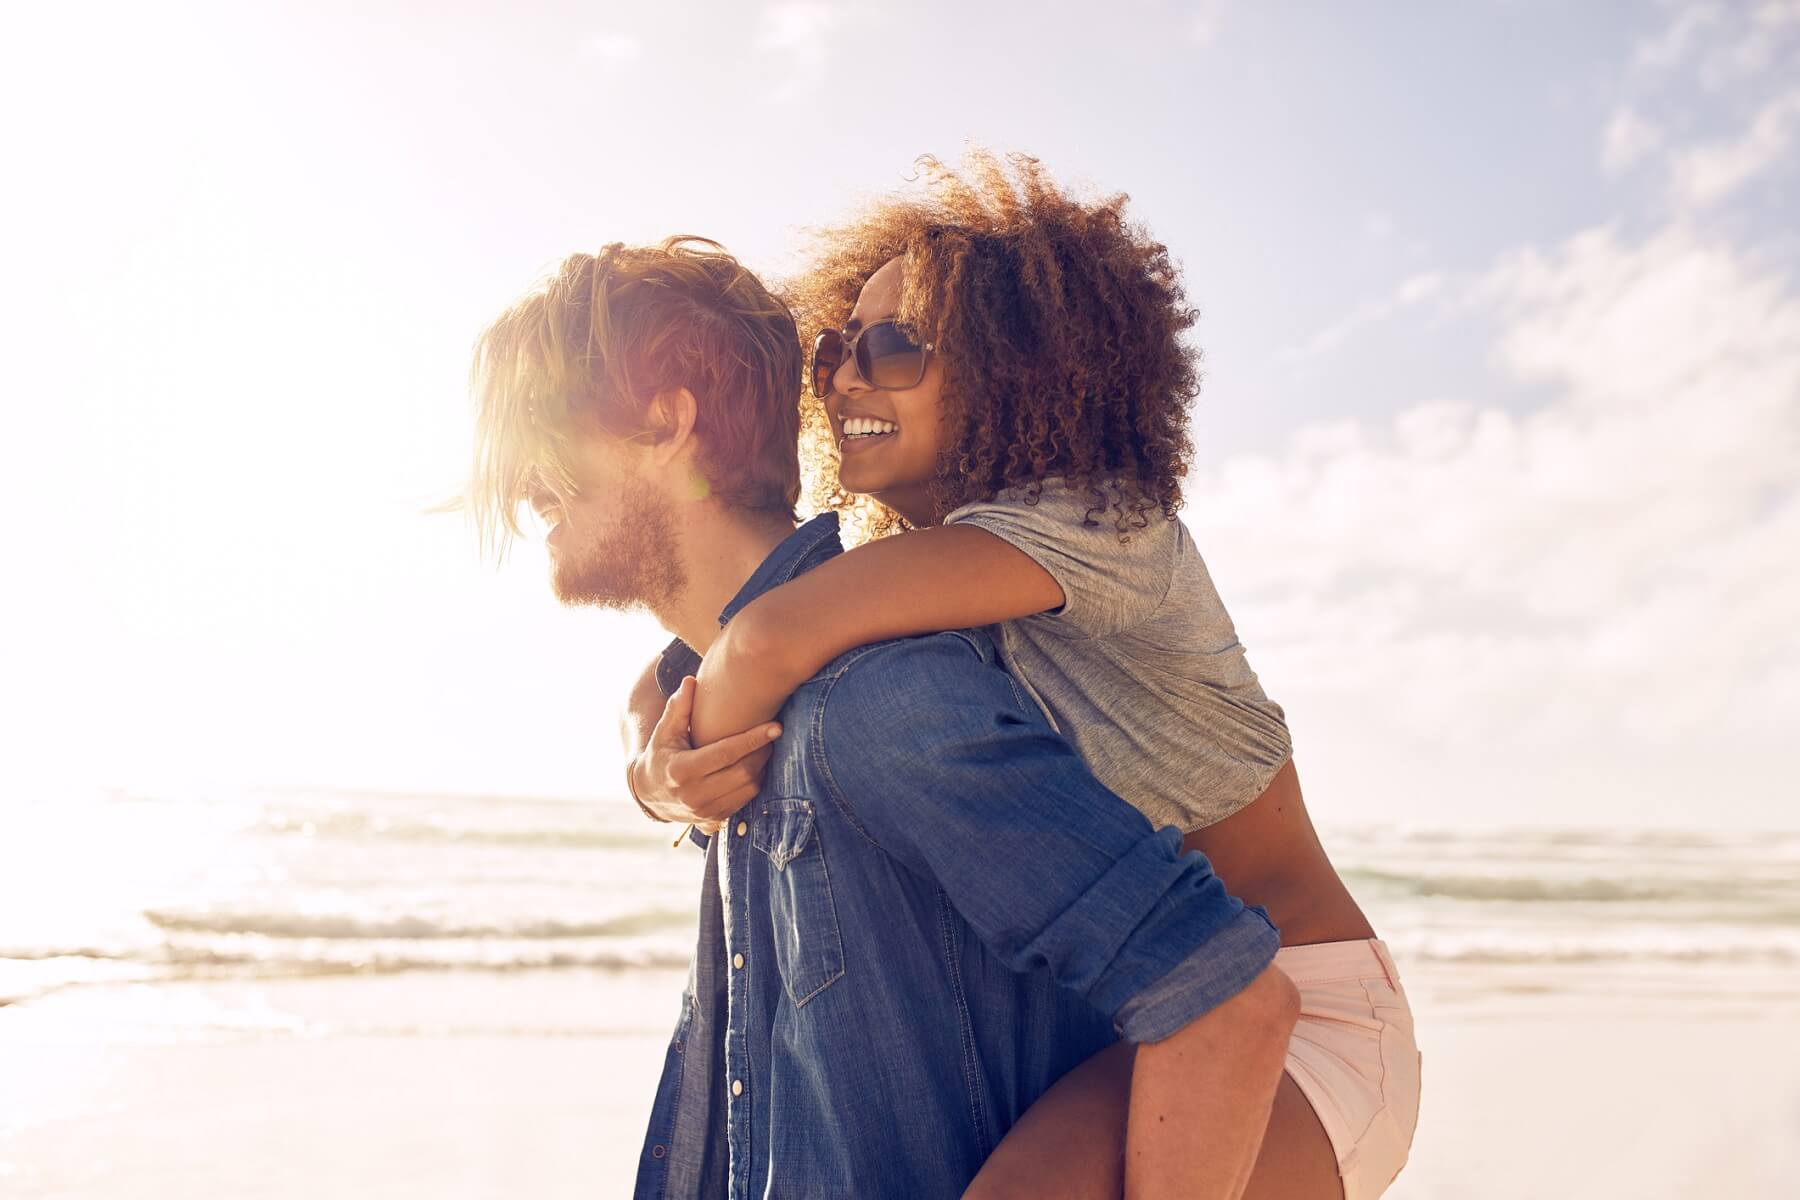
[631,154,1420,1200]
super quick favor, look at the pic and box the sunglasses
[810,319,935,399]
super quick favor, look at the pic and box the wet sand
[2,965,1797,1198]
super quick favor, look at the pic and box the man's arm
[817,634,1292,1200]
[620,652,665,766]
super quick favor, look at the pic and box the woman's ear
[645,387,699,467]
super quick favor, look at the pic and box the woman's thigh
[962,1048,1341,1200]
[1242,1072,1343,1200]
[961,1041,1133,1199]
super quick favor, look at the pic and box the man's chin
[543,488,682,613]
[550,565,637,610]
[549,550,681,612]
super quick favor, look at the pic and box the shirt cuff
[1111,905,1280,1044]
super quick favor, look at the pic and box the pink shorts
[1275,938,1422,1200]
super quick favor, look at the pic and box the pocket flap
[750,798,817,871]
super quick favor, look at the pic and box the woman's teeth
[842,417,900,440]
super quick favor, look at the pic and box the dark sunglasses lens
[859,323,927,391]
[811,329,845,398]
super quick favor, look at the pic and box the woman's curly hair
[786,151,1200,539]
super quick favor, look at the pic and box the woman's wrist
[691,615,796,745]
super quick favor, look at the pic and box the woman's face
[821,258,947,525]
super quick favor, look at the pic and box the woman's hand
[631,676,781,833]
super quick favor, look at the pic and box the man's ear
[645,387,699,468]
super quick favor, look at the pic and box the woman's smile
[839,413,901,451]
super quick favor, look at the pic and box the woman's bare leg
[962,1047,1340,1200]
[1241,1073,1342,1200]
[962,1041,1133,1200]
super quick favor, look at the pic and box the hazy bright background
[3,3,1799,1197]
[5,0,1795,830]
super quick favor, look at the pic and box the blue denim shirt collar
[717,512,842,626]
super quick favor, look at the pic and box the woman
[627,153,1420,1200]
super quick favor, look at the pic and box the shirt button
[651,1145,667,1160]
[731,1079,744,1097]
[736,821,748,836]
[733,953,745,969]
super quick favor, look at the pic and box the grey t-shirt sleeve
[945,482,1179,639]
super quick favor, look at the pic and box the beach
[5,965,1798,1198]
[4,788,1797,1197]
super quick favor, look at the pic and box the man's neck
[654,503,797,654]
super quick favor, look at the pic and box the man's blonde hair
[468,237,803,555]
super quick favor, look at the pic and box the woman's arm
[962,966,1299,1200]
[1126,964,1298,1200]
[621,652,781,829]
[689,524,1064,745]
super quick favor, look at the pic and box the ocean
[7,788,1792,1036]
[6,785,1797,1031]
[5,787,1800,1198]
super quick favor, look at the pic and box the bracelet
[625,756,670,824]
[627,757,697,848]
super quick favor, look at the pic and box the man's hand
[630,676,780,833]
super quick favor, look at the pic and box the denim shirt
[634,514,1279,1200]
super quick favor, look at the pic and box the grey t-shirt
[945,480,1292,832]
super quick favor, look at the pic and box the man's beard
[550,479,686,614]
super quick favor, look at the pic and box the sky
[2,0,1795,831]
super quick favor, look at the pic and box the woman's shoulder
[944,478,1180,637]
[947,477,1177,540]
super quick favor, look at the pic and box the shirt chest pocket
[751,798,846,1007]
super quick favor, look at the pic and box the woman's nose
[832,352,866,396]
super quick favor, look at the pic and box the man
[468,238,1298,1199]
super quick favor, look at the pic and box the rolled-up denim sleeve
[816,634,1279,1042]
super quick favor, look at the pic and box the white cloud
[1286,271,1445,361]
[1698,0,1800,86]
[579,31,644,64]
[1668,87,1800,207]
[1601,106,1663,173]
[1754,0,1800,30]
[1191,0,1227,47]
[1621,3,1800,209]
[1193,225,1800,828]
[1633,4,1722,72]
[1394,272,1444,305]
[1633,0,1800,87]
[753,3,840,99]
[755,3,837,60]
